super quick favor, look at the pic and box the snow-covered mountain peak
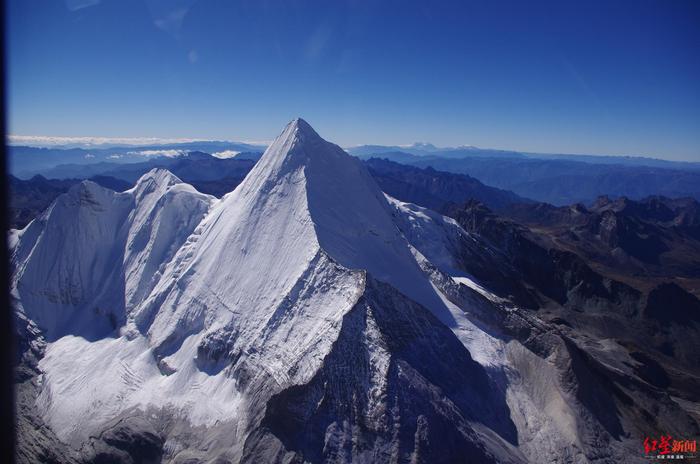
[288,116,317,136]
[13,121,477,450]
[180,119,458,335]
[244,117,337,184]
[135,167,182,187]
[129,119,446,373]
[129,168,182,198]
[63,178,115,207]
[272,117,322,153]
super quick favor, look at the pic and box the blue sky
[7,0,700,160]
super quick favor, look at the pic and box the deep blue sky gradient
[7,0,700,160]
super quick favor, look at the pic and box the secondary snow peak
[130,168,182,195]
[136,167,183,186]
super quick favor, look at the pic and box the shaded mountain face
[11,119,700,463]
[364,158,530,213]
[444,201,644,314]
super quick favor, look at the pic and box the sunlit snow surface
[38,333,245,443]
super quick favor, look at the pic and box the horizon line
[6,133,700,164]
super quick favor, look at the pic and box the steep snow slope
[13,119,691,463]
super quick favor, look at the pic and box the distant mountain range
[13,141,700,207]
[346,143,528,159]
[346,143,700,170]
[8,141,265,177]
[353,150,700,205]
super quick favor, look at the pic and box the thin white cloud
[65,0,100,11]
[211,150,240,159]
[127,149,185,158]
[154,7,188,36]
[7,134,270,149]
[9,135,207,147]
[305,24,332,61]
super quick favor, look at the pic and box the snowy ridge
[11,169,214,339]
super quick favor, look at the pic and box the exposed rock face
[11,119,700,463]
[14,312,81,464]
[445,200,642,314]
[504,195,700,280]
[80,417,164,464]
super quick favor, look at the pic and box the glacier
[11,119,695,463]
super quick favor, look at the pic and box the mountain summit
[12,119,696,463]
